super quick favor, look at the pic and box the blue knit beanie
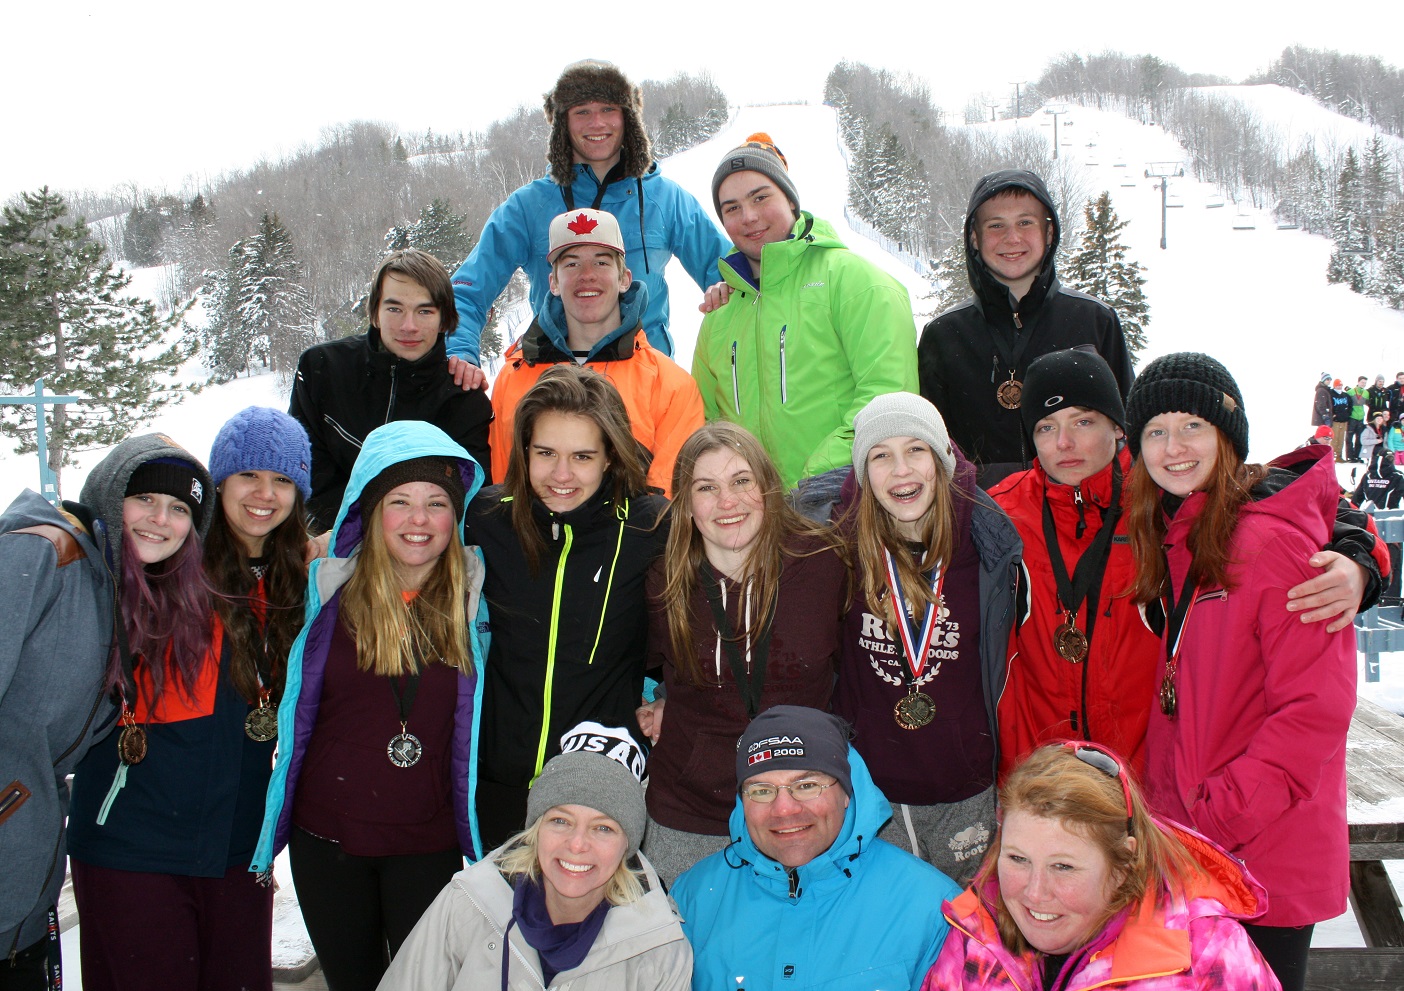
[209,407,313,499]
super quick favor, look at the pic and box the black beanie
[360,457,468,521]
[1021,348,1127,438]
[125,457,209,531]
[1125,352,1249,460]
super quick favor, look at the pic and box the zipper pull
[552,522,560,540]
[1012,311,1023,329]
[1074,487,1087,540]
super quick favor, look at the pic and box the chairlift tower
[1043,105,1069,159]
[1144,162,1186,249]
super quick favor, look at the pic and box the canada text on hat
[559,720,646,782]
[548,209,625,264]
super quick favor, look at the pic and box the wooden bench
[1307,698,1404,989]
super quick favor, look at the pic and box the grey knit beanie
[712,132,801,218]
[1125,352,1249,460]
[852,392,956,486]
[527,722,648,858]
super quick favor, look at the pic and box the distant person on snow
[690,132,919,520]
[486,207,702,495]
[1310,372,1333,432]
[288,249,492,533]
[1347,376,1370,462]
[1329,378,1352,463]
[917,169,1133,488]
[445,60,732,390]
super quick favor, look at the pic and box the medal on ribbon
[883,550,944,731]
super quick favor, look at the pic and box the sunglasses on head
[1064,742,1134,837]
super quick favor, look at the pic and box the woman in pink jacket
[923,742,1278,991]
[1124,353,1355,991]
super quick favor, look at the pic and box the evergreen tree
[1327,147,1369,293]
[922,240,969,315]
[1362,135,1396,235]
[123,203,164,266]
[406,199,474,269]
[1372,202,1404,308]
[1065,191,1150,360]
[0,188,192,495]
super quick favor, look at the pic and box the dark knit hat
[527,722,647,858]
[1020,348,1127,438]
[852,392,956,486]
[736,706,853,797]
[126,457,210,531]
[1125,352,1249,460]
[209,406,312,499]
[360,456,468,521]
[712,132,801,218]
[543,60,652,186]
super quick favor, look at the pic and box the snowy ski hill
[3,97,1402,509]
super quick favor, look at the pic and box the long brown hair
[205,492,308,704]
[660,423,847,685]
[1127,431,1267,601]
[851,445,961,631]
[500,365,649,574]
[978,743,1201,956]
[340,503,473,676]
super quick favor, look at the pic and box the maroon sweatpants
[69,860,272,991]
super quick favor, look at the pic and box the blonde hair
[340,503,472,676]
[495,815,644,906]
[979,744,1201,956]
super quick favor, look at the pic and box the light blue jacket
[449,162,731,362]
[671,747,960,991]
[250,421,489,873]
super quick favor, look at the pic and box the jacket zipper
[778,325,788,404]
[533,523,575,778]
[730,342,740,413]
[384,364,398,423]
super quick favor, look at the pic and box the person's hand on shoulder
[698,282,733,314]
[1286,550,1366,633]
[448,356,488,391]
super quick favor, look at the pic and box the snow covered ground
[10,90,1404,967]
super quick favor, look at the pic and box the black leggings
[288,829,461,991]
[1242,922,1314,991]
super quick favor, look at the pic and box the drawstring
[636,177,649,274]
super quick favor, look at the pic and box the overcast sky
[6,0,1400,204]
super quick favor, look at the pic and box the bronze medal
[244,703,278,743]
[996,377,1023,410]
[1159,674,1177,717]
[1054,622,1089,663]
[894,691,936,731]
[388,731,423,768]
[118,724,148,765]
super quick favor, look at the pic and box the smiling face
[865,436,940,541]
[971,190,1054,299]
[742,769,850,868]
[536,804,629,925]
[378,481,455,590]
[123,492,195,565]
[374,272,441,362]
[1033,408,1124,487]
[567,101,624,176]
[718,171,798,266]
[689,447,765,576]
[998,810,1118,955]
[1139,412,1221,497]
[528,411,609,514]
[219,469,297,557]
[550,246,630,346]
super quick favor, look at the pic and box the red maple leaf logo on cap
[567,212,598,235]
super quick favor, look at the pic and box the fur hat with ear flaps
[543,59,652,186]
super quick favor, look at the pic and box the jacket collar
[520,282,650,363]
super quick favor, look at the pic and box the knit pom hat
[1125,352,1249,460]
[736,706,853,797]
[209,406,312,499]
[1020,348,1127,438]
[527,722,648,858]
[543,59,652,186]
[126,457,211,532]
[359,456,468,522]
[852,392,956,486]
[712,132,801,218]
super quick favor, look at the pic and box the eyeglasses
[741,779,837,804]
[1065,743,1135,837]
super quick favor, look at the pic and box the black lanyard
[702,571,772,719]
[1040,459,1122,649]
[561,160,626,212]
[389,671,421,724]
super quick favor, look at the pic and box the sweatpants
[70,859,272,991]
[288,828,460,991]
[641,818,731,889]
[876,785,996,885]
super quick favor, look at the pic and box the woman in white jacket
[378,722,690,991]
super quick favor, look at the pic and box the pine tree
[1372,202,1404,309]
[407,199,474,269]
[922,240,969,315]
[1065,192,1150,360]
[1327,147,1369,293]
[0,188,192,495]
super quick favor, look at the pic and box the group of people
[3,55,1390,991]
[1311,372,1404,466]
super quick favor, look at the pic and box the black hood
[963,169,1061,307]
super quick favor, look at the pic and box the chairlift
[1205,194,1225,209]
[1276,222,1301,230]
[1232,216,1257,230]
[1121,180,1137,187]
[1166,195,1184,209]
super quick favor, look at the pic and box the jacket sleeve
[288,350,343,535]
[445,393,494,488]
[1098,309,1135,399]
[690,318,724,423]
[664,183,730,292]
[1190,534,1357,850]
[801,281,919,481]
[645,362,706,497]
[448,190,535,365]
[1327,498,1384,611]
[374,879,471,991]
[1185,915,1282,990]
